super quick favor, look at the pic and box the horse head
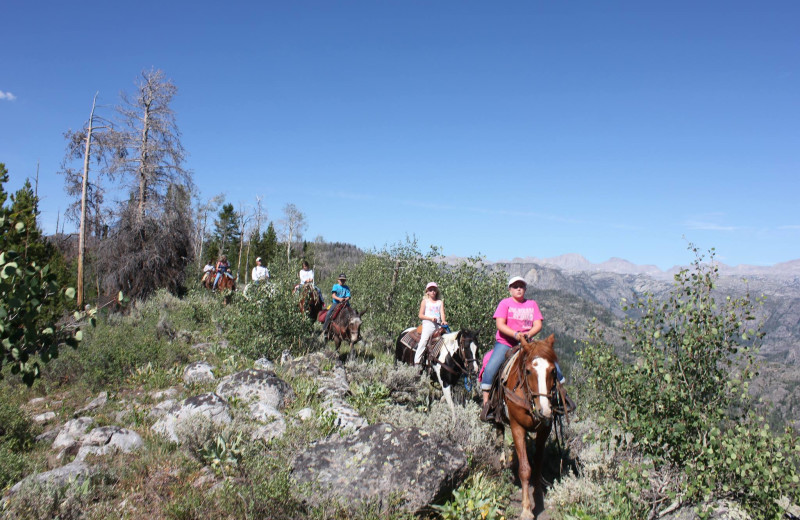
[519,334,558,421]
[457,329,480,375]
[344,307,363,345]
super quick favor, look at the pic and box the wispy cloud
[332,191,374,201]
[0,91,16,101]
[685,220,738,231]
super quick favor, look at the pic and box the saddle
[480,348,576,424]
[399,327,446,365]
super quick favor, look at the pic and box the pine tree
[211,203,241,258]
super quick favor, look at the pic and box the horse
[215,272,236,292]
[298,282,324,321]
[321,304,367,360]
[395,327,480,413]
[494,334,560,520]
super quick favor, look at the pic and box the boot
[480,400,495,423]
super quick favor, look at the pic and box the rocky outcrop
[52,417,94,454]
[74,391,108,416]
[151,393,231,443]
[292,423,468,514]
[74,426,143,462]
[9,461,93,495]
[183,361,215,384]
[215,369,294,409]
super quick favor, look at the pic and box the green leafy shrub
[0,400,38,489]
[433,471,511,520]
[579,246,800,517]
[346,238,506,349]
[219,261,315,360]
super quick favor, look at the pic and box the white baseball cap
[507,276,527,287]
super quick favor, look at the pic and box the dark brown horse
[298,282,324,321]
[322,305,367,360]
[502,334,559,520]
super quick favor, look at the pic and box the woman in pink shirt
[480,276,563,412]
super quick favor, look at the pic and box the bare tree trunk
[137,98,151,220]
[77,92,99,309]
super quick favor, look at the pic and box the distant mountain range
[489,254,800,429]
[499,253,800,279]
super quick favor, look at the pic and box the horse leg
[511,422,535,520]
[531,423,552,516]
[434,366,456,417]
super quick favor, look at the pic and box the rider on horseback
[296,260,324,303]
[414,282,448,371]
[202,259,215,284]
[251,257,270,284]
[323,273,350,334]
[480,276,566,422]
[212,255,231,290]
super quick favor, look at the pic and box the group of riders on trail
[201,256,573,422]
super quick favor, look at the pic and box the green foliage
[346,237,506,348]
[209,202,241,259]
[43,291,191,389]
[432,471,510,520]
[0,234,85,386]
[579,245,800,517]
[0,400,38,489]
[220,261,315,360]
[0,164,84,386]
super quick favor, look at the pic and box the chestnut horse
[501,334,559,520]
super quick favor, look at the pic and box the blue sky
[1,1,798,270]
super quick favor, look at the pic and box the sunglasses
[509,284,526,290]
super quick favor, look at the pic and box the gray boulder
[52,417,94,453]
[151,393,231,443]
[215,369,294,409]
[254,357,275,371]
[292,423,468,514]
[32,411,56,425]
[9,461,93,495]
[74,426,143,462]
[183,361,215,384]
[74,391,108,417]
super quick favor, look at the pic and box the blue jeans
[480,341,565,391]
[481,342,510,391]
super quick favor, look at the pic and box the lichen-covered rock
[74,391,108,416]
[254,357,275,371]
[52,417,94,453]
[151,393,231,443]
[292,423,468,513]
[183,361,215,384]
[9,461,93,495]
[74,426,143,462]
[215,369,294,409]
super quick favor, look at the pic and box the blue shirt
[331,283,351,307]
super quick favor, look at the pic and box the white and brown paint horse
[395,327,480,413]
[499,333,560,520]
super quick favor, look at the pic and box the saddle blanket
[399,329,445,361]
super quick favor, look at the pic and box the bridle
[503,354,558,424]
[436,332,478,377]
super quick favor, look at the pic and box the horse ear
[359,307,368,317]
[545,334,555,347]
